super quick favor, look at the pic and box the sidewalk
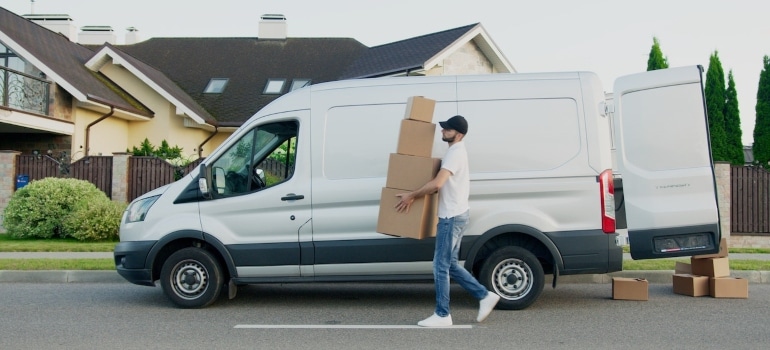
[0,252,768,284]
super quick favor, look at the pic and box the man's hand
[395,192,414,213]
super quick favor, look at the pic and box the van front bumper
[114,240,157,286]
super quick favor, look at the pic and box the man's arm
[394,168,452,213]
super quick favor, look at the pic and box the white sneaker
[477,291,501,322]
[417,313,453,327]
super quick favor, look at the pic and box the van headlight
[125,195,160,223]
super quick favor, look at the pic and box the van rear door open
[613,65,720,260]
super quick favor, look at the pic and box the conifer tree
[755,55,770,169]
[647,37,669,71]
[724,70,744,165]
[705,51,727,161]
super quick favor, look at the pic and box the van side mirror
[198,163,212,199]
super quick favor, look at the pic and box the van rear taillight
[599,169,616,233]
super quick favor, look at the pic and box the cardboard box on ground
[377,96,441,240]
[672,238,748,298]
[612,277,649,301]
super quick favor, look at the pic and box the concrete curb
[0,270,768,284]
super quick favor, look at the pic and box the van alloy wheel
[479,246,544,310]
[160,247,224,308]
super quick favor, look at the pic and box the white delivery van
[114,65,720,309]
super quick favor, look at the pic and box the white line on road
[234,324,474,329]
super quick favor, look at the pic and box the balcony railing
[1,66,50,116]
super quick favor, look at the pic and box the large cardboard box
[376,187,438,239]
[692,237,729,259]
[612,277,649,301]
[385,153,441,191]
[709,277,748,298]
[397,119,436,157]
[673,274,710,297]
[690,257,730,278]
[404,96,436,123]
[675,261,692,274]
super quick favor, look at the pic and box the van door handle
[281,193,305,201]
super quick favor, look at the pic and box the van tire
[479,246,544,310]
[160,247,223,308]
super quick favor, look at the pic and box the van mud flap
[552,264,559,289]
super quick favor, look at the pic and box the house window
[264,79,286,94]
[290,79,311,91]
[204,78,229,93]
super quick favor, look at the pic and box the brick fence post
[714,162,731,239]
[112,152,131,204]
[0,150,21,232]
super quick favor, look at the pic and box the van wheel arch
[147,231,235,283]
[465,225,563,276]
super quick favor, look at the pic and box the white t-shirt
[438,141,470,218]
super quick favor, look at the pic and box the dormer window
[290,79,311,91]
[204,78,228,93]
[264,78,286,94]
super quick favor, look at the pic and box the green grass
[0,234,116,252]
[0,259,115,270]
[623,258,770,271]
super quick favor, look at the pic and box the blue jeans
[433,210,488,317]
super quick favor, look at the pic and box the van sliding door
[613,65,720,260]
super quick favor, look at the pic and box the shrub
[63,200,127,241]
[3,178,109,239]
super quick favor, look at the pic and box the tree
[724,70,744,165]
[647,37,669,71]
[705,51,727,161]
[755,55,770,169]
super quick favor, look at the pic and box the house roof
[339,23,514,79]
[0,7,150,117]
[116,37,368,127]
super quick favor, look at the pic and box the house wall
[425,40,493,76]
[72,108,129,158]
[100,64,213,160]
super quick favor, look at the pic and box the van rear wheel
[160,247,223,308]
[479,246,544,310]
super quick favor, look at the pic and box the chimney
[125,27,141,45]
[78,26,116,45]
[258,14,287,40]
[24,14,77,42]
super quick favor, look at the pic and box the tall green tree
[755,55,770,169]
[647,37,669,71]
[705,51,728,161]
[724,70,744,165]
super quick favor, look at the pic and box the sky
[2,0,768,145]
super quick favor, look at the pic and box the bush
[3,178,111,239]
[62,200,127,241]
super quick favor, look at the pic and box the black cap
[439,115,468,135]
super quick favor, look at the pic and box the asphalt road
[0,281,768,350]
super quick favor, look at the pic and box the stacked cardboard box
[376,96,441,239]
[672,238,748,298]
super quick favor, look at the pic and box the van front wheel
[479,246,544,310]
[160,247,223,308]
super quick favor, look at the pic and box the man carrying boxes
[378,96,500,327]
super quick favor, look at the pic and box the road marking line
[234,324,473,329]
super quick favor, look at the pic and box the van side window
[210,121,298,196]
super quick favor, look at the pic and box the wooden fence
[127,157,204,201]
[15,155,113,198]
[732,165,770,234]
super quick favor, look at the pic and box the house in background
[0,6,514,161]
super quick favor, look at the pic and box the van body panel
[613,66,720,259]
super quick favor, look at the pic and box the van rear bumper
[546,230,623,274]
[114,240,156,286]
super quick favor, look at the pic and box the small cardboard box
[376,187,438,239]
[404,96,436,123]
[673,274,710,297]
[675,261,692,274]
[397,119,436,157]
[690,257,730,278]
[692,237,729,259]
[385,153,441,191]
[709,277,748,298]
[612,277,649,301]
